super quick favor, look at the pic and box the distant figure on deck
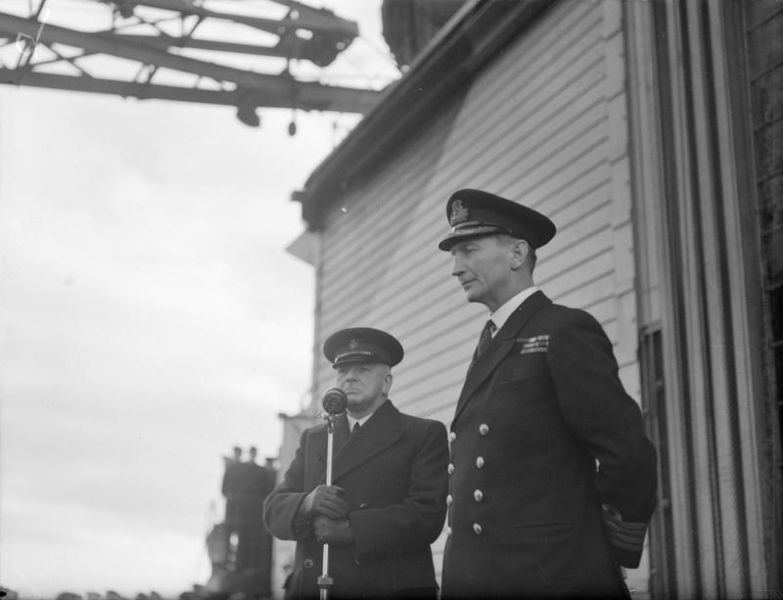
[242,446,274,519]
[210,445,277,598]
[222,446,243,527]
[236,445,276,589]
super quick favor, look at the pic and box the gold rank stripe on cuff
[516,335,550,354]
[600,509,648,552]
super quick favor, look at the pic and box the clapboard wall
[307,0,646,589]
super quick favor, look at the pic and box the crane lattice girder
[0,69,378,112]
[95,34,323,64]
[102,0,358,39]
[0,1,385,118]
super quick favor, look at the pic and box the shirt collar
[489,285,539,335]
[347,412,373,430]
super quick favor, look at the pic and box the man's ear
[509,239,530,270]
[383,371,393,396]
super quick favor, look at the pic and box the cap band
[332,342,392,367]
[323,327,404,367]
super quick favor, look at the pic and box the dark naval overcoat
[441,291,657,599]
[264,400,449,599]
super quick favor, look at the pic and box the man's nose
[451,254,465,277]
[342,368,359,380]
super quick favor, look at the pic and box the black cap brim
[438,189,556,251]
[437,225,507,251]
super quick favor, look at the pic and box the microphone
[321,388,347,416]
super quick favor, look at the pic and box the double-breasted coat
[441,291,657,599]
[263,400,449,599]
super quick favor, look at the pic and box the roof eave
[294,0,553,229]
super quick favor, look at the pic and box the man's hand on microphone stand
[300,484,348,519]
[313,515,354,546]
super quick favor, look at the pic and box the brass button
[448,463,455,475]
[473,523,483,535]
[446,526,453,538]
[449,431,457,442]
[303,558,314,569]
[479,423,489,436]
[446,494,453,506]
[476,456,485,469]
[473,489,484,502]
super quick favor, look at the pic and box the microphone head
[320,388,347,416]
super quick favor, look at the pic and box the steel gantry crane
[0,0,387,126]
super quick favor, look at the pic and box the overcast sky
[0,1,398,595]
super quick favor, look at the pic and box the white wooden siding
[307,0,645,590]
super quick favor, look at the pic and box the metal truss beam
[0,69,380,114]
[110,34,296,59]
[0,1,385,122]
[104,0,358,39]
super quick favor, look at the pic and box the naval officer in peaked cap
[263,327,449,599]
[438,189,658,599]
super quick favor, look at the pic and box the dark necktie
[351,422,361,435]
[473,319,497,361]
[332,415,349,454]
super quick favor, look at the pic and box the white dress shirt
[488,285,539,336]
[347,412,374,431]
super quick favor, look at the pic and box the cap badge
[348,339,360,351]
[449,199,469,225]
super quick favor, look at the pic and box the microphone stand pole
[318,411,338,600]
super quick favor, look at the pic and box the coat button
[476,456,485,469]
[479,423,490,436]
[473,523,483,535]
[446,494,453,506]
[359,503,369,509]
[473,489,484,502]
[449,431,457,442]
[448,463,455,475]
[303,558,314,569]
[446,526,453,537]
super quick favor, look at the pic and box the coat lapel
[330,401,405,483]
[452,291,552,424]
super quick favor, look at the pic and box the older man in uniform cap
[263,327,449,599]
[438,189,657,599]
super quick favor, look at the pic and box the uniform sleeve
[547,309,657,523]
[262,431,313,541]
[347,420,449,561]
